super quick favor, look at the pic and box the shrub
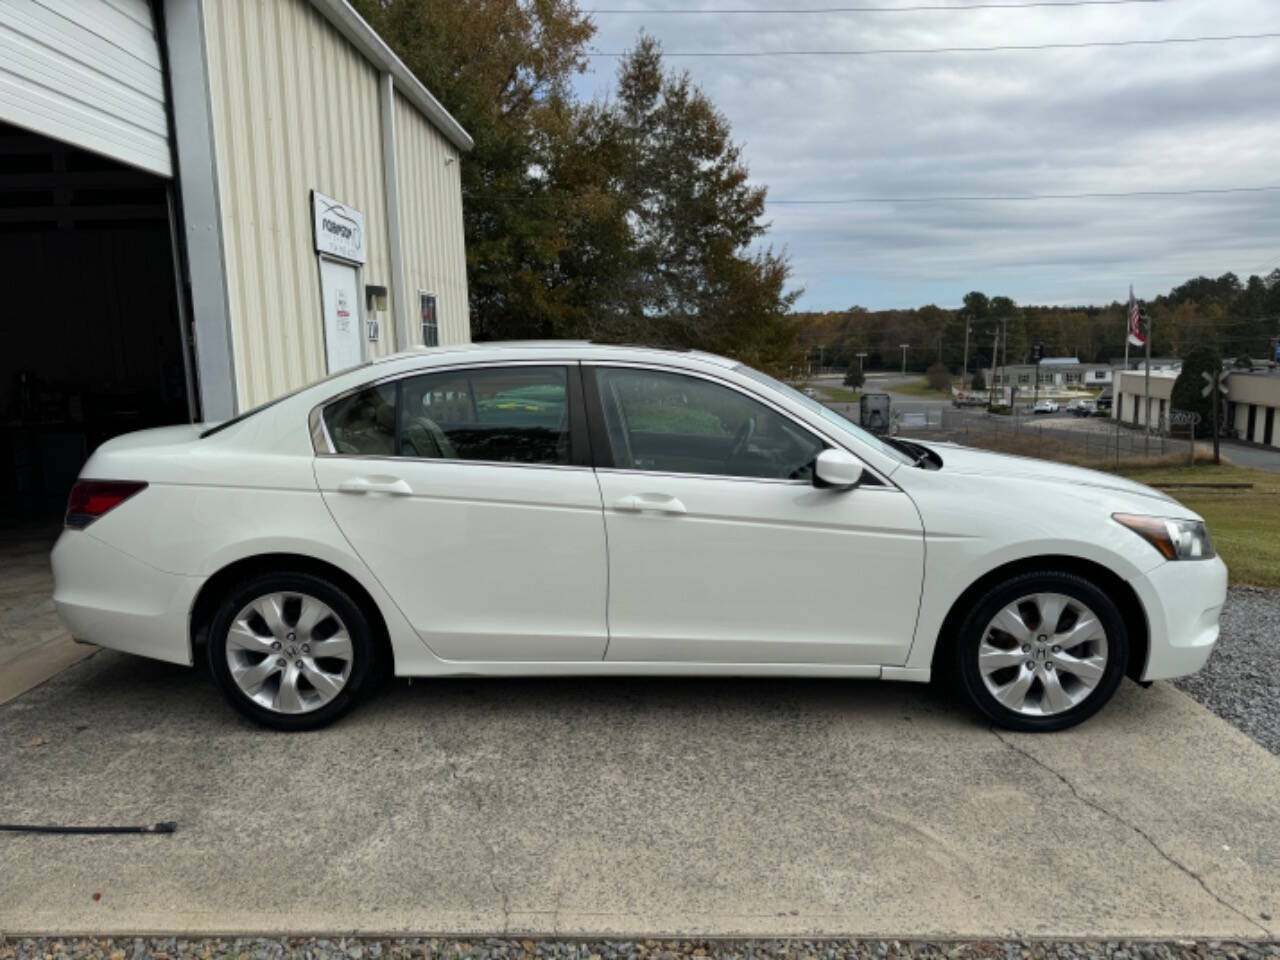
[926,361,952,392]
[843,365,865,389]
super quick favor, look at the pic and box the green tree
[607,36,800,372]
[970,367,986,392]
[353,0,604,341]
[1170,347,1221,428]
[843,364,865,389]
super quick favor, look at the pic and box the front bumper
[51,530,201,666]
[1128,554,1228,681]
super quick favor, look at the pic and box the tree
[607,36,800,372]
[353,0,604,342]
[352,12,800,372]
[1170,347,1221,429]
[843,364,865,389]
[926,361,951,392]
[970,367,986,392]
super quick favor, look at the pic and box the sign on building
[312,190,366,264]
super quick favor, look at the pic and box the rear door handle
[614,493,686,515]
[337,476,412,496]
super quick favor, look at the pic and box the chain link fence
[895,408,1191,464]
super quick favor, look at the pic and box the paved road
[2,648,1277,939]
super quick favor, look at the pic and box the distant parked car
[1068,399,1095,417]
[1033,399,1060,414]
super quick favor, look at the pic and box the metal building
[0,0,472,522]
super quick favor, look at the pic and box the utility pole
[1000,316,1008,400]
[962,321,971,387]
[1143,310,1152,456]
[1032,341,1043,406]
[899,343,910,376]
[1212,357,1221,465]
[989,329,1000,407]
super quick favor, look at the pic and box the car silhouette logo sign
[312,190,367,264]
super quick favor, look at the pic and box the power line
[588,0,1169,14]
[463,184,1280,205]
[766,185,1280,204]
[586,30,1280,56]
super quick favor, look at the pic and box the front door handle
[614,493,686,515]
[337,476,412,496]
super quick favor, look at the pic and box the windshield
[733,364,915,466]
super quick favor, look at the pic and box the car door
[313,363,608,661]
[586,364,925,665]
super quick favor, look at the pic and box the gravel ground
[1,940,1278,960]
[1173,586,1280,756]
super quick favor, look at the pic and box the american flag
[1127,285,1146,347]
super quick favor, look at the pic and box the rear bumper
[1129,555,1228,681]
[51,530,201,666]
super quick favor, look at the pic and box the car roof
[369,340,740,370]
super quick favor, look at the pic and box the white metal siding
[203,0,397,409]
[394,91,470,346]
[0,0,171,176]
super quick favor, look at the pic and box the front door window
[593,367,824,481]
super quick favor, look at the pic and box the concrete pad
[0,654,1276,939]
[0,528,96,704]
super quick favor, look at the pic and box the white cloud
[575,0,1280,308]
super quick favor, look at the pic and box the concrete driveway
[2,651,1277,939]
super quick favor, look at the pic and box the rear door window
[399,366,570,464]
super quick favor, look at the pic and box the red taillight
[65,480,148,529]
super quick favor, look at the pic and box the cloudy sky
[570,0,1280,311]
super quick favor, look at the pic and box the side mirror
[813,448,865,491]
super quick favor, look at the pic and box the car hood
[905,440,1180,507]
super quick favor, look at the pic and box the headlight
[1113,513,1215,561]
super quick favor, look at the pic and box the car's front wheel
[207,572,377,731]
[954,571,1129,732]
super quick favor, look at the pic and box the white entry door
[320,257,363,373]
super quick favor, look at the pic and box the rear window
[201,363,373,438]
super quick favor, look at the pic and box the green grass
[891,378,953,397]
[1118,463,1280,589]
[815,385,861,403]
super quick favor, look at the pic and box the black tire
[953,570,1129,732]
[207,571,378,731]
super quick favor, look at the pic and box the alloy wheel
[977,592,1109,717]
[224,592,354,715]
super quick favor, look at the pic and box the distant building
[1114,367,1280,448]
[985,358,1113,389]
[1111,357,1184,375]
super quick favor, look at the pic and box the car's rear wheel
[207,572,377,731]
[954,571,1128,732]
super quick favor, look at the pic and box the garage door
[0,0,171,177]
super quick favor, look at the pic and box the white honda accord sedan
[52,343,1226,732]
